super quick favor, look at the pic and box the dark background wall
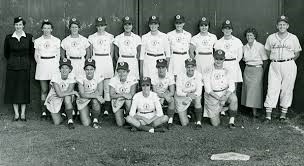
[0,0,303,112]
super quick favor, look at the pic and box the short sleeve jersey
[108,75,138,94]
[77,74,104,94]
[265,32,302,60]
[61,35,90,58]
[214,36,243,61]
[151,72,175,93]
[34,35,61,58]
[113,32,141,56]
[49,72,76,95]
[190,32,217,53]
[88,32,114,54]
[176,71,203,97]
[167,30,191,52]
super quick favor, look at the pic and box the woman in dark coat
[4,16,34,121]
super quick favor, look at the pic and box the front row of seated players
[45,49,237,130]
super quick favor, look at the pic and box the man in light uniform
[140,16,170,79]
[264,16,302,122]
[88,16,114,116]
[190,17,217,75]
[167,14,191,78]
[114,16,141,80]
[175,58,203,128]
[151,59,175,129]
[203,50,238,128]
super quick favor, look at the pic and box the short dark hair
[244,27,258,39]
[41,21,53,29]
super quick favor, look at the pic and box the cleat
[263,118,271,124]
[228,123,236,129]
[195,123,202,129]
[68,123,75,129]
[92,122,101,129]
[167,123,173,130]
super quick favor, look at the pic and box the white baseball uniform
[34,35,60,80]
[214,36,243,82]
[88,32,114,79]
[151,72,175,104]
[175,71,203,112]
[140,31,170,78]
[113,32,141,79]
[202,65,235,118]
[129,91,164,119]
[167,30,191,75]
[61,35,90,76]
[109,75,138,113]
[76,74,104,110]
[264,32,302,108]
[44,72,76,113]
[190,32,217,75]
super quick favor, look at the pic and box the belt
[271,58,293,62]
[139,111,154,114]
[198,52,212,55]
[173,51,187,55]
[213,87,228,92]
[121,55,135,58]
[246,64,262,68]
[147,53,163,57]
[95,53,109,56]
[225,58,236,61]
[70,56,82,59]
[40,56,55,59]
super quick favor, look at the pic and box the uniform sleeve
[213,40,220,50]
[203,68,212,94]
[194,73,203,97]
[139,36,146,60]
[61,38,67,50]
[97,75,105,84]
[264,36,271,51]
[176,76,187,96]
[83,37,90,49]
[169,74,175,85]
[226,69,235,92]
[68,73,76,84]
[34,38,39,49]
[50,74,60,84]
[76,76,84,85]
[164,35,171,58]
[293,36,302,52]
[259,43,268,60]
[236,39,243,62]
[108,77,115,88]
[153,93,164,116]
[113,35,119,46]
[88,35,93,44]
[129,94,138,116]
[190,36,196,46]
[136,35,142,46]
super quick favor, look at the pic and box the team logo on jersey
[71,41,78,47]
[98,39,105,45]
[124,39,130,46]
[152,40,159,46]
[176,37,182,42]
[185,81,192,88]
[119,87,127,93]
[44,41,50,49]
[157,83,164,88]
[224,43,231,50]
[143,103,150,109]
[202,39,209,46]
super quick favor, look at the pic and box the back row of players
[34,15,301,131]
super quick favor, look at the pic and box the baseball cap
[116,62,129,71]
[95,16,107,26]
[122,16,133,25]
[59,58,73,70]
[185,58,196,66]
[199,17,209,26]
[213,50,225,60]
[141,77,152,86]
[84,58,96,69]
[222,19,233,29]
[69,18,80,28]
[277,15,288,23]
[175,14,185,24]
[148,15,160,24]
[156,59,168,68]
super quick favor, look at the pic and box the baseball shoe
[167,123,174,130]
[263,118,271,124]
[228,123,236,129]
[154,127,166,133]
[68,122,75,130]
[92,122,101,129]
[130,127,138,132]
[195,123,202,129]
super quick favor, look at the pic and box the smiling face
[175,22,184,31]
[222,27,232,36]
[142,83,151,96]
[149,23,159,32]
[246,32,255,43]
[199,24,209,33]
[117,69,129,82]
[186,65,195,77]
[124,23,133,33]
[157,66,167,78]
[84,65,95,80]
[14,21,24,32]
[60,65,71,79]
[70,24,79,35]
[42,24,52,36]
[277,21,289,33]
[214,56,225,68]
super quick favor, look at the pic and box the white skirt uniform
[94,55,114,78]
[169,53,189,75]
[44,72,76,113]
[34,35,61,80]
[76,74,104,110]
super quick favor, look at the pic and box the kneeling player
[151,59,175,129]
[76,59,105,128]
[175,58,203,128]
[109,62,137,126]
[45,58,78,129]
[126,77,168,133]
[203,50,237,128]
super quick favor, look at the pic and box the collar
[12,31,26,38]
[245,39,256,48]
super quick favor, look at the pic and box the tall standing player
[264,16,301,122]
[167,15,191,78]
[88,17,114,116]
[140,16,170,79]
[34,19,61,120]
[114,16,141,80]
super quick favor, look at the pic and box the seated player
[109,62,137,126]
[175,58,203,128]
[76,59,105,128]
[126,77,169,133]
[45,58,78,129]
[203,50,238,129]
[151,59,175,129]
